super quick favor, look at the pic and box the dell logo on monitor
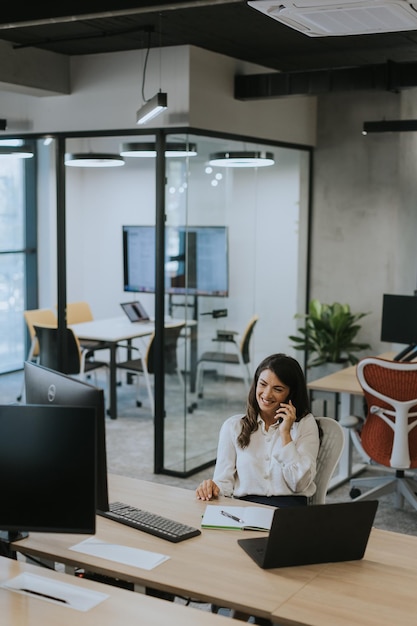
[47,384,56,402]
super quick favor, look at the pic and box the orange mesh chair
[349,357,417,511]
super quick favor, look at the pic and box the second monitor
[24,361,109,512]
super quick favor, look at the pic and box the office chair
[65,301,113,356]
[195,314,259,399]
[349,357,417,511]
[17,308,58,401]
[310,417,345,505]
[33,324,109,384]
[116,322,186,416]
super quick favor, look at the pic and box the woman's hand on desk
[196,479,220,501]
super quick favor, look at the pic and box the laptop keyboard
[101,501,201,543]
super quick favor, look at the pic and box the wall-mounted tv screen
[123,225,229,297]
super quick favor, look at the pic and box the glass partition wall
[13,128,310,477]
[160,131,311,475]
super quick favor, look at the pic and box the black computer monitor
[381,294,417,360]
[0,404,96,542]
[24,361,109,512]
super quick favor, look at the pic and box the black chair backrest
[33,325,81,374]
[146,324,185,375]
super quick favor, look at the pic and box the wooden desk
[72,316,195,419]
[271,528,417,626]
[12,475,325,621]
[12,475,417,625]
[0,555,231,626]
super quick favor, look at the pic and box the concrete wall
[310,88,417,357]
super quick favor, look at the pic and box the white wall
[0,45,316,144]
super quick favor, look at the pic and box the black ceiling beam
[234,60,417,100]
[363,120,417,133]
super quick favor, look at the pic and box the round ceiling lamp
[0,145,34,159]
[120,142,198,157]
[208,151,275,168]
[64,153,125,167]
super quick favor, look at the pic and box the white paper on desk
[1,572,109,611]
[70,537,170,570]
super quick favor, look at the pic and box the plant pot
[307,361,348,383]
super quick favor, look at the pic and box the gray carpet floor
[1,368,416,538]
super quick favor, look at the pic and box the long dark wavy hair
[237,353,311,449]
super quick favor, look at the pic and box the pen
[221,510,245,524]
[19,588,68,604]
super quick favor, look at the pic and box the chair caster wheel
[136,400,142,408]
[350,487,361,499]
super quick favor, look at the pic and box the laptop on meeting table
[120,301,150,323]
[238,500,378,569]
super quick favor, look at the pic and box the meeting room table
[71,316,195,419]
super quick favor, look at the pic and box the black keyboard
[100,501,201,543]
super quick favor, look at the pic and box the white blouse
[212,412,320,498]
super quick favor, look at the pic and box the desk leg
[108,343,117,420]
[328,392,366,491]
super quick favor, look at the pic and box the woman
[196,353,320,506]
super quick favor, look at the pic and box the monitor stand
[0,530,29,559]
[393,343,417,361]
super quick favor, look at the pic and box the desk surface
[307,351,397,395]
[0,555,231,626]
[12,475,417,624]
[12,475,324,620]
[272,528,417,626]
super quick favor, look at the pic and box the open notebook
[201,504,274,531]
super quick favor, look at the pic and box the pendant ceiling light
[136,27,167,125]
[0,145,34,159]
[208,151,275,168]
[120,142,198,157]
[136,92,168,125]
[64,153,125,168]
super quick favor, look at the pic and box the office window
[0,155,36,373]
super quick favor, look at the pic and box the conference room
[1,3,417,625]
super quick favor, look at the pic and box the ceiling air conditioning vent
[248,0,417,36]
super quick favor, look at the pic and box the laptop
[238,500,378,569]
[120,301,150,323]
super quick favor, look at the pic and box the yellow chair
[66,301,95,324]
[17,308,57,401]
[23,308,57,361]
[66,301,112,355]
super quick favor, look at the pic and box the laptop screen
[120,301,150,323]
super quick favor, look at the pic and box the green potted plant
[289,299,371,368]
